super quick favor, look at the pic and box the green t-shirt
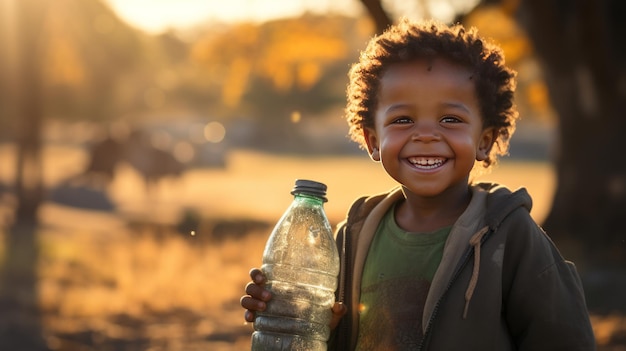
[356,204,451,351]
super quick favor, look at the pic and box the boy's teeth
[409,157,444,167]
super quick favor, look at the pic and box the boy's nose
[411,122,440,142]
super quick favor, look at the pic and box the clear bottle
[251,179,340,351]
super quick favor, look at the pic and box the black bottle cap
[291,179,328,202]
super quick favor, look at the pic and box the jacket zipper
[417,246,474,351]
[337,227,352,350]
[417,230,493,350]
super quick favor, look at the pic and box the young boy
[241,19,596,350]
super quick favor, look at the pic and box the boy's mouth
[407,157,446,169]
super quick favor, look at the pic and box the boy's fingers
[240,294,267,311]
[242,268,269,324]
[245,282,272,301]
[249,268,266,284]
[244,310,256,323]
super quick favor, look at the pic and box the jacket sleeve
[501,209,596,350]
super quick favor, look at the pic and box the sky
[104,0,365,33]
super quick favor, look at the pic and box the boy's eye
[392,116,413,124]
[441,115,462,123]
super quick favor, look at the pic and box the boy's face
[364,57,494,198]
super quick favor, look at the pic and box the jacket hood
[422,182,533,329]
[476,182,533,231]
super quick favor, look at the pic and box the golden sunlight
[104,0,362,33]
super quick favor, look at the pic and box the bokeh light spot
[204,121,226,143]
[290,111,301,123]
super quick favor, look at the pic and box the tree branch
[359,0,393,34]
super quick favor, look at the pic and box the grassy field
[107,149,556,225]
[0,147,624,350]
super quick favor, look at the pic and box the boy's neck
[395,184,472,233]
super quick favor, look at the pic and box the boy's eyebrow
[382,103,411,114]
[441,101,471,113]
[381,101,473,114]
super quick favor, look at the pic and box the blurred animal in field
[122,130,185,193]
[72,128,186,195]
[48,134,122,211]
[81,135,124,188]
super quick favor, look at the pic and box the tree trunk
[515,0,626,312]
[0,222,49,351]
[0,1,50,350]
[13,0,45,223]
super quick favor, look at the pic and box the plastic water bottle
[251,179,340,351]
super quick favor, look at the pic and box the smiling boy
[242,19,596,350]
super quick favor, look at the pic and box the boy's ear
[477,127,496,161]
[363,128,380,162]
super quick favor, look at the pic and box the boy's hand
[240,268,347,330]
[240,268,272,323]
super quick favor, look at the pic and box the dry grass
[1,146,624,350]
[34,224,266,350]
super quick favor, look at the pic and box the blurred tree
[8,0,47,224]
[359,0,626,310]
[514,0,626,256]
[191,15,372,150]
[42,0,144,121]
[191,15,365,114]
[361,0,393,33]
[0,2,50,350]
[513,0,626,312]
[245,15,363,117]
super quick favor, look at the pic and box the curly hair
[346,18,518,168]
